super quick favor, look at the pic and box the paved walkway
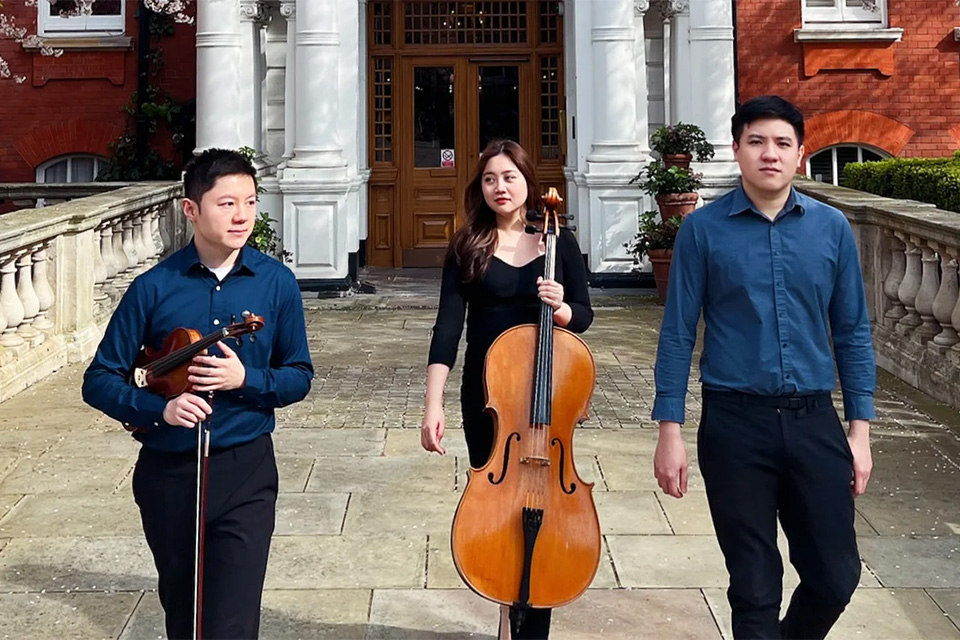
[0,269,958,638]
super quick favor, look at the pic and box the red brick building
[736,0,960,184]
[0,1,196,185]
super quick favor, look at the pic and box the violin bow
[193,392,212,640]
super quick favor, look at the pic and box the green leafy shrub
[843,156,960,212]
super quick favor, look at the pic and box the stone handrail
[0,183,190,401]
[795,179,960,410]
[0,182,135,206]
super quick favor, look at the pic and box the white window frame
[802,0,886,29]
[36,155,110,184]
[38,1,126,38]
[806,144,889,186]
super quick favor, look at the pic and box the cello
[450,187,601,632]
[130,311,264,640]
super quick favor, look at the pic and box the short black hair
[182,148,257,204]
[731,96,805,146]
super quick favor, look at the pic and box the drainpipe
[135,1,150,170]
[732,0,740,107]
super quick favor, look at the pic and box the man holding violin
[82,148,313,639]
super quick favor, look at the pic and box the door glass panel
[414,66,455,168]
[478,66,519,150]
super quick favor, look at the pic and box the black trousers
[132,433,278,640]
[461,374,552,640]
[698,389,861,640]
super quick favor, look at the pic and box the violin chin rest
[133,368,148,389]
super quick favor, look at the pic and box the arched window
[806,144,888,186]
[36,155,111,184]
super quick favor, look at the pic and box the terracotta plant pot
[647,248,673,304]
[656,192,699,219]
[662,153,693,170]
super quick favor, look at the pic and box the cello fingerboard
[530,232,557,426]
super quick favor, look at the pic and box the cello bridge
[520,456,551,467]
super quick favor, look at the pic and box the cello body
[450,187,601,611]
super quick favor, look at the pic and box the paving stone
[0,537,156,592]
[859,536,960,588]
[926,589,960,631]
[705,587,960,640]
[306,456,456,493]
[384,428,470,458]
[277,456,315,492]
[0,429,62,457]
[600,453,705,492]
[658,491,714,535]
[856,491,960,536]
[427,533,464,589]
[367,589,498,639]
[0,494,21,522]
[594,491,671,534]
[118,592,163,640]
[0,455,133,495]
[0,591,140,640]
[44,430,141,459]
[260,589,372,639]
[551,588,722,639]
[0,494,142,537]
[870,453,960,493]
[343,490,461,536]
[275,493,349,536]
[273,427,386,457]
[265,535,425,589]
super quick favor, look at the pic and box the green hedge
[842,154,960,213]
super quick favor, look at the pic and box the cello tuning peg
[525,209,542,222]
[560,214,574,221]
[566,225,578,232]
[524,225,538,235]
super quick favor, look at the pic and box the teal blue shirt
[82,241,313,452]
[651,184,876,424]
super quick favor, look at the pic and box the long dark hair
[449,140,541,283]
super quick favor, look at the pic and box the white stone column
[287,0,345,169]
[634,1,651,157]
[239,1,265,154]
[686,0,736,164]
[195,0,242,153]
[587,0,642,167]
[280,1,297,160]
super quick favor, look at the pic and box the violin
[450,188,601,632]
[131,311,265,398]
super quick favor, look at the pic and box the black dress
[427,228,593,640]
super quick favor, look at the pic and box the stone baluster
[132,212,147,268]
[112,218,130,281]
[896,235,923,332]
[15,249,40,343]
[92,226,108,303]
[141,206,159,263]
[882,231,907,326]
[913,242,942,343]
[157,203,171,257]
[122,215,139,271]
[932,252,960,349]
[0,253,25,348]
[32,243,54,332]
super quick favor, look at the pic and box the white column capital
[239,0,264,22]
[659,0,689,21]
[634,1,650,16]
[280,1,295,20]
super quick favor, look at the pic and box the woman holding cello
[420,139,595,639]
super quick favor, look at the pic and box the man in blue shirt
[82,149,313,639]
[651,96,875,640]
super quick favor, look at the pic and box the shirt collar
[181,240,257,278]
[729,182,806,219]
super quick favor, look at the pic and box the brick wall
[0,3,195,182]
[736,0,960,159]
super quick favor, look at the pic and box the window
[37,155,111,183]
[807,145,887,186]
[802,0,886,28]
[38,1,125,37]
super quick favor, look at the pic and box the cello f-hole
[488,432,521,485]
[551,437,577,495]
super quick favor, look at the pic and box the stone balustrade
[795,179,960,411]
[0,183,189,401]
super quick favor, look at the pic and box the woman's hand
[421,404,446,455]
[537,276,564,310]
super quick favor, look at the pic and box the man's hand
[188,341,246,392]
[163,393,213,428]
[654,421,688,498]
[848,419,872,496]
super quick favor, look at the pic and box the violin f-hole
[551,437,577,495]
[488,432,521,485]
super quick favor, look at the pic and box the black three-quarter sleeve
[428,253,468,367]
[559,228,594,333]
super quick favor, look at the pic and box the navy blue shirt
[82,241,313,453]
[652,184,876,424]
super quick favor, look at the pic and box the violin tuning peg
[231,314,237,324]
[249,334,257,343]
[241,310,251,319]
[237,335,243,346]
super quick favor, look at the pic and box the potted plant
[625,210,683,304]
[650,123,715,170]
[632,161,703,220]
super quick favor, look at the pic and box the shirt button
[153,421,159,427]
[215,285,221,291]
[782,343,787,348]
[777,282,783,287]
[213,319,220,326]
